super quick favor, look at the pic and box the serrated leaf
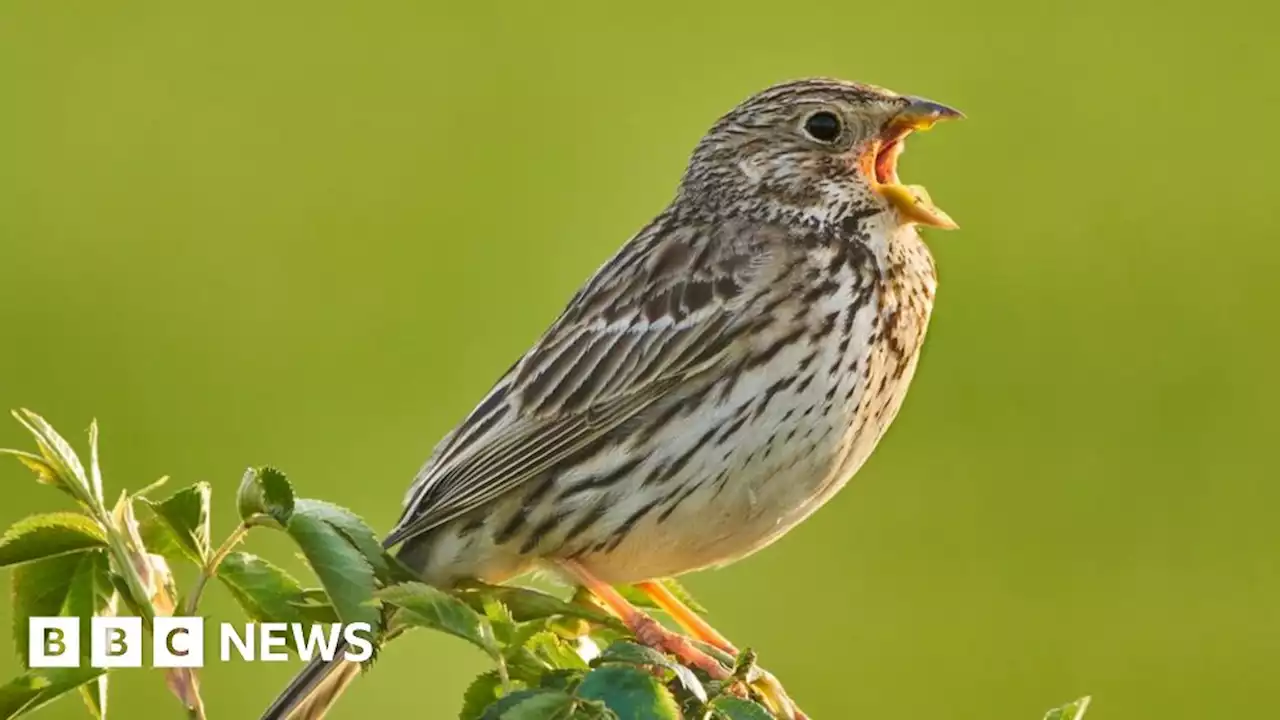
[655,578,706,614]
[292,499,388,577]
[0,514,106,568]
[459,585,625,633]
[708,696,774,720]
[538,669,584,694]
[569,700,612,719]
[138,483,211,565]
[502,649,552,686]
[459,671,505,720]
[501,690,575,719]
[379,583,488,651]
[595,641,670,668]
[12,553,114,715]
[478,689,574,720]
[1043,696,1091,720]
[287,592,341,624]
[575,665,680,720]
[595,641,705,703]
[10,411,93,502]
[237,467,295,525]
[285,513,379,630]
[216,552,309,623]
[526,631,588,671]
[138,516,188,567]
[61,551,114,641]
[12,553,82,664]
[482,597,517,645]
[0,667,105,719]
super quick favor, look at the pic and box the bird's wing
[383,220,780,548]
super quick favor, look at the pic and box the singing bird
[263,77,961,719]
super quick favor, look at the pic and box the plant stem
[481,622,512,691]
[96,511,158,627]
[181,522,251,617]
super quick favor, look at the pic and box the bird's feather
[384,218,771,549]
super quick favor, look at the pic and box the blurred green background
[1,0,1277,718]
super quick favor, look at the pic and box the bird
[262,76,961,719]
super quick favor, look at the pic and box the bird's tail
[259,649,361,720]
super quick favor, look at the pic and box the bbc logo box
[29,617,204,668]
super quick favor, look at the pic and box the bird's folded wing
[383,226,774,549]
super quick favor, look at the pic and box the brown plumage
[263,77,961,720]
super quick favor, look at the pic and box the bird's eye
[803,111,842,143]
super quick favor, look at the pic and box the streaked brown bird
[263,77,961,719]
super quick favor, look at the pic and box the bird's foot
[630,613,731,680]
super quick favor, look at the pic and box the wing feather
[384,218,783,549]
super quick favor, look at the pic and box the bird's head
[680,78,962,231]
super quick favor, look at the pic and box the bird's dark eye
[803,111,842,143]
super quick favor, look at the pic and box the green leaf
[237,467,295,525]
[0,514,106,568]
[478,689,574,720]
[1044,696,1092,720]
[379,582,489,651]
[12,553,81,664]
[284,513,379,630]
[292,499,388,577]
[460,584,625,632]
[0,667,105,719]
[285,587,341,622]
[216,552,309,623]
[138,483,211,565]
[11,552,113,715]
[708,696,774,720]
[459,671,505,720]
[526,631,588,671]
[77,678,106,719]
[537,669,584,694]
[595,641,706,703]
[482,597,518,645]
[138,517,188,566]
[575,665,680,720]
[595,641,670,667]
[655,578,706,614]
[9,411,93,504]
[61,551,114,640]
[501,690,575,719]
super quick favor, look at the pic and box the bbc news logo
[29,618,374,668]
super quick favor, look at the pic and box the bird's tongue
[879,183,958,230]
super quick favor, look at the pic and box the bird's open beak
[866,97,963,230]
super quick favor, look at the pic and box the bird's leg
[557,561,730,681]
[635,580,735,652]
[636,580,808,720]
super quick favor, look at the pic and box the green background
[1,1,1276,718]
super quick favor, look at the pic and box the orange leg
[636,580,737,653]
[558,561,730,681]
[636,580,808,720]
